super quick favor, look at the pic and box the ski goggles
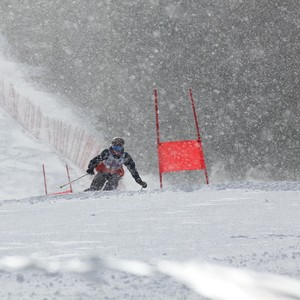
[112,145,124,152]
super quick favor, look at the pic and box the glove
[86,168,95,175]
[141,181,147,188]
[136,178,147,188]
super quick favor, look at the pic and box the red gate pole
[42,164,48,195]
[65,165,73,193]
[189,88,202,142]
[154,89,163,188]
[188,88,209,184]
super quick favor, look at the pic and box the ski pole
[59,174,88,188]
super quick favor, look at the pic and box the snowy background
[1,1,300,299]
[1,0,299,181]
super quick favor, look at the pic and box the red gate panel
[158,140,206,173]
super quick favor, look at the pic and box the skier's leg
[85,172,107,191]
[103,174,122,191]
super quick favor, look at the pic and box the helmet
[112,137,125,146]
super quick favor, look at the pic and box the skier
[84,137,147,191]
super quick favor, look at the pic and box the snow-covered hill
[0,183,300,299]
[0,45,94,200]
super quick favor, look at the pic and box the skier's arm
[124,153,147,188]
[86,149,109,174]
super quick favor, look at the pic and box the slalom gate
[42,164,73,196]
[154,88,209,188]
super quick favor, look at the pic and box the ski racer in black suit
[85,137,147,191]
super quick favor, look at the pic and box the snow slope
[0,107,89,200]
[0,184,300,299]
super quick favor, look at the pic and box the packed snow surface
[0,183,300,299]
